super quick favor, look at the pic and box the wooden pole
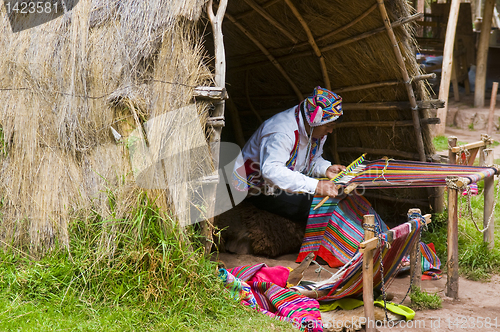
[448,136,458,165]
[483,148,495,249]
[487,82,498,135]
[377,0,426,162]
[242,0,298,44]
[362,214,376,332]
[225,13,303,102]
[446,177,460,299]
[408,208,422,290]
[203,0,228,255]
[283,0,331,90]
[436,0,461,135]
[475,0,496,107]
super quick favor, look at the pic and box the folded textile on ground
[219,264,323,332]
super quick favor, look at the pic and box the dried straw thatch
[0,0,438,253]
[0,0,212,254]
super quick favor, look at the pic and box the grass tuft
[409,287,442,310]
[0,193,294,331]
[432,135,467,152]
[424,180,500,281]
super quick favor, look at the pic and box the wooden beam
[333,118,440,129]
[284,0,331,90]
[362,214,376,332]
[483,149,495,249]
[242,0,298,44]
[450,140,488,153]
[193,86,228,100]
[234,0,281,19]
[436,0,460,135]
[317,4,377,43]
[239,101,444,120]
[377,0,425,162]
[475,0,496,107]
[225,13,303,102]
[336,147,420,160]
[359,237,378,254]
[234,95,444,109]
[203,0,228,255]
[231,13,423,73]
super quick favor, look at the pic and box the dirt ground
[216,98,500,331]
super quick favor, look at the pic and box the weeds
[409,287,442,310]
[0,192,294,331]
[432,136,467,151]
[424,180,500,280]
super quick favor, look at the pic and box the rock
[472,112,488,130]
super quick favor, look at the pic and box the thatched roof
[221,0,435,163]
[0,0,437,252]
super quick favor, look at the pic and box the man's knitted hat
[303,86,343,127]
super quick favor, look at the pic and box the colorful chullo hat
[303,86,342,127]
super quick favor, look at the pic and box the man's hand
[315,180,340,197]
[326,164,346,179]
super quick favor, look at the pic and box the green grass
[409,287,442,310]
[423,180,500,281]
[432,135,467,152]
[0,193,294,331]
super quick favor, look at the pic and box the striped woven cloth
[292,217,424,301]
[349,159,497,188]
[296,195,388,267]
[220,264,323,332]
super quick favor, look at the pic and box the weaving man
[232,86,346,225]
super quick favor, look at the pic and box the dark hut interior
[208,0,443,223]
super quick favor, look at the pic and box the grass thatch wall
[0,0,211,254]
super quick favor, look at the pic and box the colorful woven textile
[343,159,497,188]
[292,217,424,301]
[220,264,323,332]
[297,195,388,267]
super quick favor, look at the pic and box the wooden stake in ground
[487,82,498,135]
[362,214,376,332]
[475,0,497,107]
[446,177,460,299]
[436,0,461,135]
[482,149,495,249]
[408,208,422,290]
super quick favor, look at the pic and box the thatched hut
[0,0,440,253]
